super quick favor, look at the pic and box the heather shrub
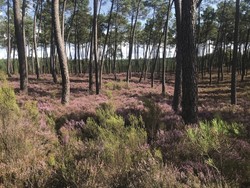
[0,83,19,120]
[104,89,113,99]
[52,103,187,187]
[23,100,39,122]
[142,99,162,144]
[156,117,250,187]
[186,118,250,186]
[0,71,7,82]
[105,81,128,90]
[0,84,58,187]
[187,118,241,155]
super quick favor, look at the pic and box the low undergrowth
[0,75,249,187]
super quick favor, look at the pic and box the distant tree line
[0,0,249,124]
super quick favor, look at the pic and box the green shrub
[186,118,250,186]
[104,81,129,90]
[0,70,7,82]
[187,118,241,155]
[52,103,177,187]
[23,100,39,122]
[104,90,113,99]
[0,83,19,121]
[142,99,162,144]
[0,60,6,72]
[0,84,58,187]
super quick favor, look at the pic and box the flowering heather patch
[2,73,250,187]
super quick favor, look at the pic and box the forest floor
[7,72,250,131]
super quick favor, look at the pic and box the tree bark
[231,0,240,105]
[22,0,28,78]
[126,0,142,84]
[241,28,249,81]
[52,0,70,104]
[162,0,173,95]
[89,33,94,93]
[181,0,198,124]
[172,0,182,112]
[50,19,58,84]
[33,1,40,79]
[93,0,99,94]
[13,0,28,92]
[7,0,11,77]
[99,0,115,88]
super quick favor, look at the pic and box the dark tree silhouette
[181,0,198,124]
[13,0,28,92]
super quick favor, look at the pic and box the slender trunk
[74,28,77,74]
[61,0,67,40]
[93,0,99,94]
[139,41,150,82]
[7,0,11,77]
[151,36,163,88]
[89,34,94,92]
[65,0,77,44]
[50,20,57,83]
[77,33,81,74]
[241,28,249,81]
[22,0,28,78]
[13,0,28,92]
[231,0,240,105]
[113,27,118,80]
[52,0,70,104]
[162,0,173,95]
[172,0,182,112]
[139,8,156,83]
[33,2,40,79]
[126,0,142,83]
[99,0,114,88]
[12,45,16,73]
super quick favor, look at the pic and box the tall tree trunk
[139,8,156,83]
[99,0,115,88]
[7,0,11,77]
[126,0,142,83]
[33,1,40,79]
[241,28,249,81]
[13,0,28,92]
[50,20,57,83]
[12,45,16,73]
[89,34,94,93]
[162,0,173,95]
[231,0,240,105]
[52,0,70,104]
[74,28,77,74]
[93,0,99,94]
[22,0,28,77]
[65,0,77,44]
[181,0,198,124]
[151,37,162,88]
[172,0,182,112]
[61,0,67,40]
[113,27,118,80]
[77,33,81,74]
